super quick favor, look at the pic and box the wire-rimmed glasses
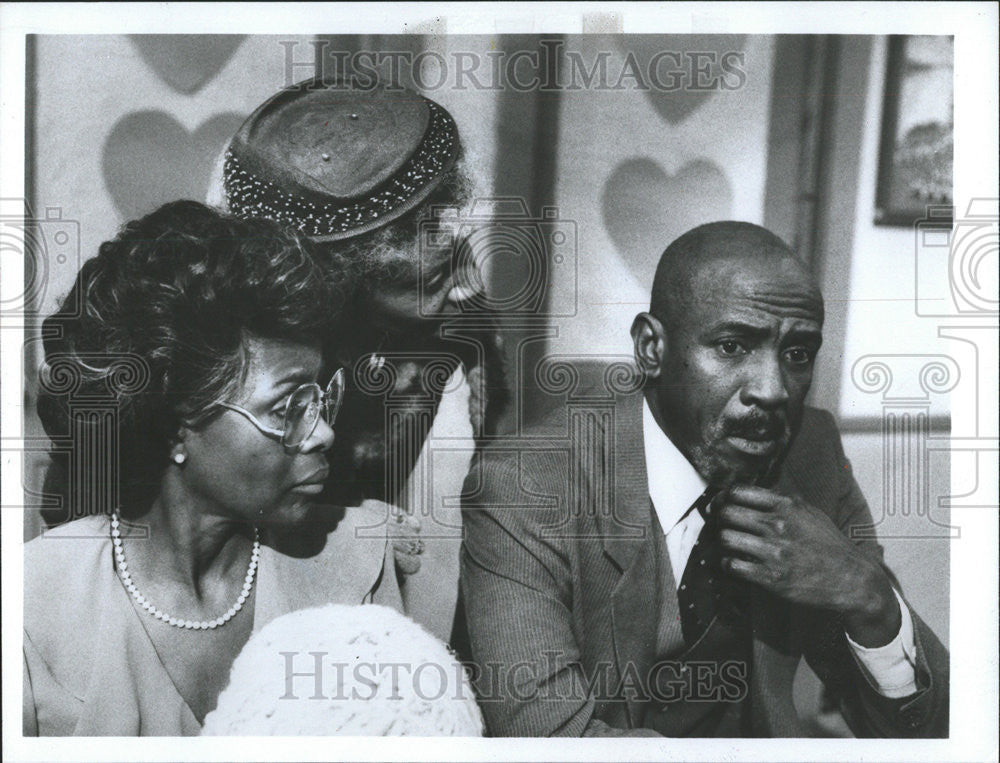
[215,368,345,450]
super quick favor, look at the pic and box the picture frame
[875,35,954,227]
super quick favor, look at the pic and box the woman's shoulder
[23,515,119,709]
[25,515,111,575]
[24,515,113,636]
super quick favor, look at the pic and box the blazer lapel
[76,559,201,735]
[598,389,653,568]
[597,390,663,727]
[608,526,659,727]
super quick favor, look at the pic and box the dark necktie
[676,489,748,646]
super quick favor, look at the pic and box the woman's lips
[292,482,325,495]
[292,468,329,495]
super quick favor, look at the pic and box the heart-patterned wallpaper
[129,35,247,94]
[616,35,748,125]
[573,36,750,290]
[601,156,733,289]
[98,36,250,219]
[102,111,245,220]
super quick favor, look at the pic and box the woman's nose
[445,255,487,307]
[301,415,335,453]
[446,277,481,307]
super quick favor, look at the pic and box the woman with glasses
[23,201,402,735]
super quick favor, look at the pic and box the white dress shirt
[641,399,918,698]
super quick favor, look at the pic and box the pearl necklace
[110,512,260,630]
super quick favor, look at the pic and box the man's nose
[740,354,790,409]
[301,415,335,453]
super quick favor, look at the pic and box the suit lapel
[608,524,658,727]
[596,390,664,727]
[597,390,653,568]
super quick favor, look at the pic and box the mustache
[722,410,786,440]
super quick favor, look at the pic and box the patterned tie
[676,489,748,646]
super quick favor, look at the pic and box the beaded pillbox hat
[224,76,460,242]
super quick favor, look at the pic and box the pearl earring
[172,452,186,465]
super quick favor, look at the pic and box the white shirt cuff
[845,588,918,698]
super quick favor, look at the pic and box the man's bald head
[649,221,818,327]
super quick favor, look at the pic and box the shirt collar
[642,397,707,533]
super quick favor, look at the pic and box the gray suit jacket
[460,382,948,737]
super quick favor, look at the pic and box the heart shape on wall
[601,156,734,289]
[130,35,247,94]
[614,35,748,125]
[102,111,245,220]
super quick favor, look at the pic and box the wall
[549,34,775,357]
[831,36,955,423]
[28,34,314,321]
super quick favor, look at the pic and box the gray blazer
[459,379,948,737]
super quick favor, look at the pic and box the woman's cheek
[229,446,287,497]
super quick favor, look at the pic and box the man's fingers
[721,556,772,586]
[715,503,771,535]
[718,528,775,562]
[725,484,786,512]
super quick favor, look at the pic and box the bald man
[459,222,948,737]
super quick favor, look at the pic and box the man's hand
[713,485,902,647]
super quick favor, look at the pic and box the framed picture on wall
[875,35,954,227]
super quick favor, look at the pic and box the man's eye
[783,347,813,366]
[717,340,747,357]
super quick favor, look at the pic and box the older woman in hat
[23,201,404,735]
[217,77,508,644]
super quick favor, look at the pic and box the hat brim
[224,76,460,242]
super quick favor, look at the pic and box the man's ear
[631,312,666,379]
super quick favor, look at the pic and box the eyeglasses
[214,368,345,450]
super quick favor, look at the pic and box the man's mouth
[724,435,781,458]
[721,412,786,459]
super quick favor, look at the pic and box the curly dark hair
[37,200,347,510]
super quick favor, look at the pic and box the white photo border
[2,3,996,761]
